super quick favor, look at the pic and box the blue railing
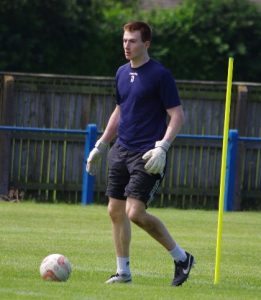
[178,131,261,211]
[0,125,260,210]
[0,124,98,205]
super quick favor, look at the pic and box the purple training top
[115,59,181,151]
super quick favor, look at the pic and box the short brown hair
[123,21,152,42]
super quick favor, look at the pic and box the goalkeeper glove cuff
[155,140,171,152]
[94,139,108,154]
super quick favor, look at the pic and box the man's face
[123,30,150,62]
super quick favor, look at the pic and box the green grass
[0,202,260,300]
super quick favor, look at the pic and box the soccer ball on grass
[40,254,72,281]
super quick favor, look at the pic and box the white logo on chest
[129,72,138,83]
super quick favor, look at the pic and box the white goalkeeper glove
[142,140,171,175]
[86,140,108,176]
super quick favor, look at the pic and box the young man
[86,21,195,286]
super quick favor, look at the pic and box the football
[40,254,72,281]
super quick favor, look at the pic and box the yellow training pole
[214,57,234,284]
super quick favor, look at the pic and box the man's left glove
[86,140,108,176]
[142,140,171,174]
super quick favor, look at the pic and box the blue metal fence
[81,124,97,205]
[0,124,98,205]
[178,130,261,211]
[0,125,260,210]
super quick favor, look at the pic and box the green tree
[0,0,138,75]
[0,0,102,74]
[0,0,260,81]
[144,0,261,81]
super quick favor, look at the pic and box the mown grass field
[0,202,260,299]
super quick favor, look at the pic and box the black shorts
[105,143,165,206]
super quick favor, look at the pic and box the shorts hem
[105,192,127,201]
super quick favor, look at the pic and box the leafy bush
[0,0,260,81]
[142,0,261,81]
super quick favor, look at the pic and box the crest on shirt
[129,72,138,83]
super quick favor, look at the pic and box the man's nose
[124,41,130,48]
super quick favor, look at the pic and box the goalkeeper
[86,21,195,286]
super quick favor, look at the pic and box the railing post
[233,85,248,210]
[224,129,238,211]
[81,124,97,205]
[0,75,14,195]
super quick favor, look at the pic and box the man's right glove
[86,140,108,176]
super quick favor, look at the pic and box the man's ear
[145,41,151,49]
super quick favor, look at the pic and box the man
[86,21,195,286]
